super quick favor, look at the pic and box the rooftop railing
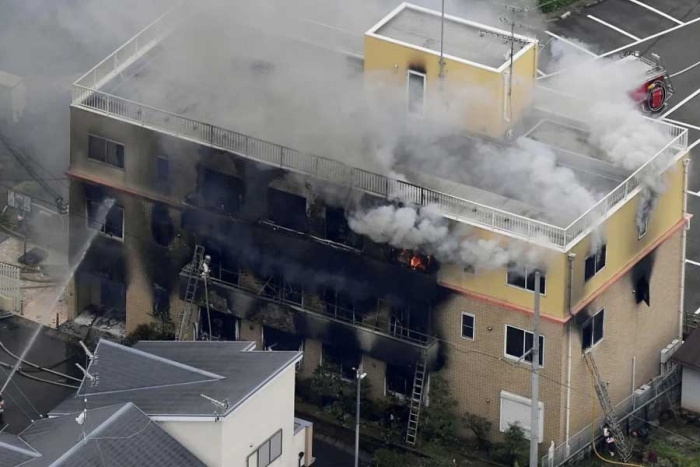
[71,7,690,252]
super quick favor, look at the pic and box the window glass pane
[462,314,474,339]
[593,310,604,344]
[538,336,544,366]
[88,135,106,162]
[105,140,125,168]
[270,431,282,462]
[257,440,270,467]
[539,276,546,295]
[506,327,524,358]
[597,245,607,271]
[248,453,257,467]
[584,256,595,281]
[507,267,526,288]
[582,321,592,350]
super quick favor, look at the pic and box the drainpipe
[680,158,690,339]
[565,253,576,458]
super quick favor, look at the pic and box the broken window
[322,289,356,322]
[200,168,244,214]
[584,244,607,282]
[638,217,649,239]
[282,280,302,305]
[88,135,124,168]
[152,283,170,320]
[407,70,426,116]
[507,265,546,294]
[505,325,544,367]
[263,326,303,351]
[386,363,413,397]
[200,240,239,285]
[322,344,360,381]
[267,188,307,232]
[259,275,282,300]
[389,301,429,343]
[326,206,363,249]
[582,309,604,351]
[635,276,650,306]
[87,199,124,239]
[151,203,174,247]
[390,248,434,273]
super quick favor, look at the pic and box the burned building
[66,1,690,460]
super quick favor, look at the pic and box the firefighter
[603,425,616,457]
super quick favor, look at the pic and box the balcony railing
[183,264,436,347]
[72,6,690,251]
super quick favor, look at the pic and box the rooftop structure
[367,3,533,70]
[0,402,205,467]
[51,339,301,417]
[70,3,688,251]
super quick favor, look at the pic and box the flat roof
[72,2,687,248]
[367,3,535,70]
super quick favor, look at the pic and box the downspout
[680,158,690,339]
[565,253,576,458]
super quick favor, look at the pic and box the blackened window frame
[584,244,607,282]
[86,199,124,241]
[582,309,605,351]
[506,266,546,295]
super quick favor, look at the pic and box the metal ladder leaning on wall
[584,352,633,461]
[176,245,205,341]
[405,354,427,446]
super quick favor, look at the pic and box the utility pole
[530,270,541,467]
[439,0,446,79]
[354,364,367,467]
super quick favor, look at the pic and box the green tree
[419,374,459,446]
[462,412,492,451]
[492,423,529,467]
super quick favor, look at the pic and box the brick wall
[567,228,682,435]
[435,292,565,446]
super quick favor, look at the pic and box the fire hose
[0,339,81,383]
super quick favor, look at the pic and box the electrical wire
[0,384,33,424]
[0,364,42,419]
[0,339,82,383]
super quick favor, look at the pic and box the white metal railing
[71,8,690,251]
[541,366,681,467]
[0,262,21,313]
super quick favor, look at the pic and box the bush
[491,423,529,467]
[419,374,459,446]
[462,412,492,451]
[373,449,455,467]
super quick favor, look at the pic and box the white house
[50,339,314,467]
[671,329,700,413]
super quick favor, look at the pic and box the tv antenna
[200,394,229,422]
[75,363,98,386]
[79,341,95,362]
[499,4,538,125]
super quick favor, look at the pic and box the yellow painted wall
[363,35,536,138]
[569,156,687,308]
[437,226,569,319]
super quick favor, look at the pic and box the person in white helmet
[603,425,616,457]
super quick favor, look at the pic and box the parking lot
[537,0,700,318]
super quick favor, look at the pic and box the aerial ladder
[177,245,205,341]
[405,353,427,446]
[584,352,633,461]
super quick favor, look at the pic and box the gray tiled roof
[51,340,301,418]
[0,432,40,467]
[77,340,223,396]
[6,403,205,467]
[672,329,700,371]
